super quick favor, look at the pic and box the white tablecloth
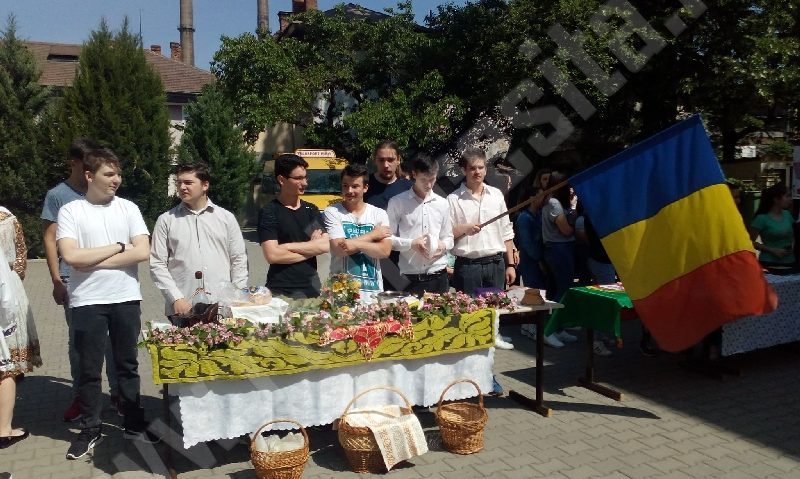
[174,349,494,448]
[722,273,800,356]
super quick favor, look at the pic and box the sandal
[0,428,29,449]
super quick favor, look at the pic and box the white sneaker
[544,334,564,348]
[495,338,514,350]
[593,340,612,356]
[555,330,578,343]
[499,334,513,343]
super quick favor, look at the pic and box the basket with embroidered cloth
[336,386,428,473]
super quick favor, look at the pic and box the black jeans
[72,301,145,431]
[453,254,505,296]
[402,270,449,295]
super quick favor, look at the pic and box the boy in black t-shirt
[258,154,329,298]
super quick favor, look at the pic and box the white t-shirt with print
[323,203,389,293]
[56,197,150,308]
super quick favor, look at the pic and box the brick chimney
[150,44,162,55]
[170,42,182,62]
[291,0,317,13]
[179,0,195,66]
[257,0,269,32]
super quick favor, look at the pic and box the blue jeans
[543,241,575,302]
[63,276,117,396]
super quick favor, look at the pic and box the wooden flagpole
[454,179,569,241]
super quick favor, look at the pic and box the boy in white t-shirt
[56,148,158,460]
[323,163,392,295]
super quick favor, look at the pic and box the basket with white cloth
[337,386,427,473]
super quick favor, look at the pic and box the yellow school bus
[261,149,347,211]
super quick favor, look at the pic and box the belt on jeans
[454,253,503,266]
[404,270,447,281]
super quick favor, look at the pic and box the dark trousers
[402,271,449,296]
[73,301,145,431]
[453,254,505,296]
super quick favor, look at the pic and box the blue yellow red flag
[571,115,777,352]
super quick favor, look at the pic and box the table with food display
[143,275,526,450]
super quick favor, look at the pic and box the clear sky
[1,1,468,71]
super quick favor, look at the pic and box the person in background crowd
[448,148,516,351]
[749,183,795,269]
[541,172,579,348]
[57,148,158,459]
[150,162,249,317]
[41,139,119,422]
[258,154,329,298]
[364,141,414,291]
[324,163,392,296]
[387,154,453,295]
[574,214,616,356]
[515,171,550,340]
[0,207,42,449]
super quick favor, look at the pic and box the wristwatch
[117,241,126,254]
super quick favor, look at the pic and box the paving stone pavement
[2,234,799,478]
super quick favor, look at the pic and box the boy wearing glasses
[258,154,329,298]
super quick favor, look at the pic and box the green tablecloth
[544,287,632,337]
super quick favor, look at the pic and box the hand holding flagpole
[454,179,568,241]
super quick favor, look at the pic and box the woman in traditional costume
[0,207,42,448]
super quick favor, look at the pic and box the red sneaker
[63,397,82,422]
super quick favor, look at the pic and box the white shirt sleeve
[387,198,412,252]
[55,204,77,241]
[323,206,345,240]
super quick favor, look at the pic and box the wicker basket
[250,419,309,479]
[337,386,414,473]
[435,379,488,454]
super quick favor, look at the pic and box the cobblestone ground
[2,236,799,478]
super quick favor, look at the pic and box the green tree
[212,3,464,161]
[177,84,257,217]
[0,15,52,257]
[60,18,171,225]
[680,0,800,162]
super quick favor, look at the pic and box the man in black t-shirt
[258,154,329,298]
[363,141,413,291]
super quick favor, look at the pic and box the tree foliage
[59,18,172,225]
[178,84,257,218]
[212,2,464,161]
[0,15,52,256]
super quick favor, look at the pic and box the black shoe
[0,429,29,449]
[0,472,12,479]
[640,342,659,357]
[66,427,102,460]
[123,427,162,444]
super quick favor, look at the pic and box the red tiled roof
[24,41,214,95]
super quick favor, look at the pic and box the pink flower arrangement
[145,318,248,349]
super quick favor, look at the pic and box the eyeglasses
[286,175,308,181]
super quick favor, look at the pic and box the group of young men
[41,138,518,460]
[260,142,518,301]
[42,141,248,460]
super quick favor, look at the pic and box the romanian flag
[572,115,777,352]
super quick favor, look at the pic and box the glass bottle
[190,270,211,313]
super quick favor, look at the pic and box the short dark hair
[176,162,211,182]
[341,163,369,184]
[411,153,438,175]
[84,148,122,174]
[68,138,101,162]
[458,148,486,168]
[275,153,308,179]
